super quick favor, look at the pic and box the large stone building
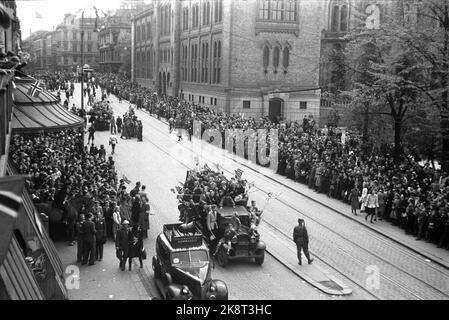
[132,0,326,122]
[52,13,101,71]
[98,0,147,74]
[0,1,21,54]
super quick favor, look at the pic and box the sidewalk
[133,106,449,270]
[55,238,156,300]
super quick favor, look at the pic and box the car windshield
[171,250,209,282]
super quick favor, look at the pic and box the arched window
[213,41,217,83]
[263,46,269,69]
[273,46,279,69]
[282,47,289,68]
[331,5,339,32]
[340,5,348,31]
[217,41,221,83]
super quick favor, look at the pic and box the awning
[11,77,84,134]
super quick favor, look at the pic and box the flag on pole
[27,80,44,98]
[235,168,244,179]
[215,163,221,171]
[0,176,25,265]
[93,6,100,32]
[122,174,131,184]
[35,11,43,19]
[203,163,211,171]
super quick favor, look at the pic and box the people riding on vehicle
[214,223,237,257]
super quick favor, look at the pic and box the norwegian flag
[27,80,44,98]
[235,168,244,179]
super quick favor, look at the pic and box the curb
[125,99,449,271]
[261,225,353,296]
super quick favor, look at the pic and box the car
[199,206,266,267]
[152,223,228,300]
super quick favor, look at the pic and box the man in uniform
[293,218,313,265]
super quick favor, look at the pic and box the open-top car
[152,223,228,300]
[195,205,266,267]
[213,206,266,267]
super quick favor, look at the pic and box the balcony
[322,30,348,41]
[255,19,299,36]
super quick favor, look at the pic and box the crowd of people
[94,72,449,250]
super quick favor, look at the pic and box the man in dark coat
[116,116,122,133]
[128,225,144,270]
[94,211,107,261]
[293,218,313,265]
[75,214,85,263]
[116,220,130,271]
[81,213,97,265]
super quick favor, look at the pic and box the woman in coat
[348,186,360,216]
[128,225,144,270]
[139,198,150,239]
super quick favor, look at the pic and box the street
[58,83,449,300]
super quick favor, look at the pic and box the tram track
[108,95,449,299]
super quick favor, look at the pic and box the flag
[122,174,131,184]
[203,163,210,171]
[235,168,244,179]
[35,11,43,19]
[0,176,25,265]
[265,191,282,203]
[27,80,44,98]
[93,6,99,32]
[215,163,221,171]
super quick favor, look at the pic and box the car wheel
[254,250,265,265]
[216,247,228,268]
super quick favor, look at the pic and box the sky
[16,0,152,39]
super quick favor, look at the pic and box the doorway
[268,98,283,123]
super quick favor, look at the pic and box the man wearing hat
[81,213,97,266]
[115,220,130,271]
[293,218,313,265]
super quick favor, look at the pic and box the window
[73,43,77,52]
[273,46,279,69]
[203,1,210,25]
[214,98,217,106]
[259,0,297,21]
[210,97,214,105]
[87,44,92,52]
[259,0,270,19]
[300,101,307,109]
[243,100,251,109]
[147,22,151,39]
[217,41,221,83]
[213,41,217,83]
[263,46,269,69]
[87,32,92,40]
[330,1,349,32]
[214,0,223,23]
[183,8,189,30]
[205,42,209,83]
[193,5,199,28]
[271,0,283,20]
[282,47,289,68]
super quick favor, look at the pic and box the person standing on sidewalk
[110,115,117,134]
[116,116,122,134]
[109,134,118,155]
[293,218,313,265]
[75,214,85,263]
[116,220,130,271]
[82,213,97,266]
[94,211,107,261]
[87,124,96,145]
[128,225,144,270]
[364,188,379,223]
[112,205,122,241]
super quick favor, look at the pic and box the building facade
[132,0,327,122]
[0,1,21,54]
[98,1,147,74]
[52,13,101,72]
